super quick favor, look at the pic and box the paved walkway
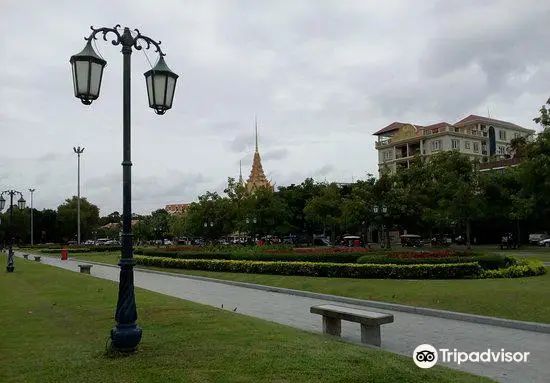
[16,252,550,383]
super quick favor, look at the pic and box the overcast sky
[1,0,549,215]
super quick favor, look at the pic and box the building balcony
[478,157,521,171]
[375,139,392,148]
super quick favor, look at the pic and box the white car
[539,238,550,247]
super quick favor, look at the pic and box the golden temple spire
[255,114,259,153]
[245,116,273,193]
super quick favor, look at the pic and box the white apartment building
[374,115,535,173]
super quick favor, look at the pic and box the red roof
[373,122,411,136]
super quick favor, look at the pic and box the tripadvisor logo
[413,344,530,368]
[413,344,438,368]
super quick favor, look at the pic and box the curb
[67,257,550,334]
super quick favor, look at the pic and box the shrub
[135,249,363,263]
[357,253,510,270]
[134,255,481,279]
[481,260,546,278]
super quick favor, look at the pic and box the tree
[533,97,550,128]
[56,197,100,242]
[426,151,481,248]
[248,188,290,237]
[150,209,170,240]
[167,213,188,238]
[304,183,342,241]
[278,178,323,236]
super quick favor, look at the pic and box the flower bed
[385,250,471,259]
[262,247,375,254]
[134,256,481,279]
[134,249,364,264]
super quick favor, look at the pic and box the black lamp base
[110,323,142,352]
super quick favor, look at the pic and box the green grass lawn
[0,254,491,383]
[67,251,550,324]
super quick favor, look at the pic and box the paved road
[16,252,550,383]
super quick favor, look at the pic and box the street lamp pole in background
[0,190,26,272]
[29,188,36,246]
[373,204,389,249]
[73,146,85,245]
[70,24,178,352]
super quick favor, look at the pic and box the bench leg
[361,324,381,346]
[322,316,341,337]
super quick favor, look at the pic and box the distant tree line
[2,99,550,246]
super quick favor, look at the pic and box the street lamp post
[70,25,178,352]
[29,188,35,246]
[203,221,213,241]
[246,217,257,243]
[0,190,26,272]
[373,204,389,249]
[73,146,84,245]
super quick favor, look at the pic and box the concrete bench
[78,264,92,274]
[33,256,41,262]
[23,254,29,260]
[310,304,394,347]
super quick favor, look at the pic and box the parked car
[539,238,550,247]
[400,234,423,247]
[529,233,549,245]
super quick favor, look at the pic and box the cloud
[262,148,289,161]
[0,0,548,216]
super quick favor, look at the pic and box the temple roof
[245,117,273,192]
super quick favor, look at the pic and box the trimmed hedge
[135,249,363,263]
[134,255,482,279]
[481,259,546,278]
[357,254,513,270]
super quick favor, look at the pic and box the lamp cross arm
[85,25,123,47]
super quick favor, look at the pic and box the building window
[454,127,460,133]
[431,140,441,151]
[497,146,506,155]
[452,139,460,149]
[480,124,486,131]
[473,142,480,153]
[514,132,520,139]
[499,130,507,140]
[383,150,392,161]
[464,141,471,150]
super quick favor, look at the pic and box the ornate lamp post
[29,188,36,246]
[246,217,257,243]
[73,146,84,245]
[203,220,213,241]
[70,25,179,352]
[373,204,389,249]
[0,190,26,272]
